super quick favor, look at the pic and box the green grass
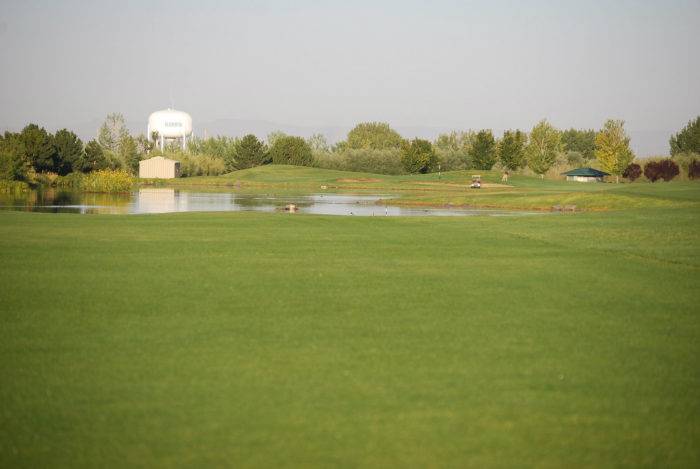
[149,165,700,211]
[1,202,699,467]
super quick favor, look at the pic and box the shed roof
[141,156,178,164]
[562,167,610,177]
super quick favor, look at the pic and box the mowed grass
[0,202,699,467]
[157,165,700,211]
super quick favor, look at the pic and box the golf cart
[470,175,482,189]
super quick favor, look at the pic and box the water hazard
[0,188,543,217]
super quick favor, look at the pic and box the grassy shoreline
[140,165,700,211]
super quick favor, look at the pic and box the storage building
[139,156,180,179]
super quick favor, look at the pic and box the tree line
[2,114,699,184]
[0,114,149,184]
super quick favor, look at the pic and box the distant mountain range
[0,118,673,157]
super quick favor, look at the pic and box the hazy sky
[1,0,698,151]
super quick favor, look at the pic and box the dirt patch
[336,178,383,183]
[481,183,513,188]
[415,182,513,188]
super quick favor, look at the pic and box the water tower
[147,108,193,151]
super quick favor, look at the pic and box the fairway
[1,202,699,467]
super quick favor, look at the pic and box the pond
[0,188,543,217]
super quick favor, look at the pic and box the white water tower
[147,108,193,151]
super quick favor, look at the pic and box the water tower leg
[160,135,164,151]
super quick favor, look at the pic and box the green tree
[20,124,56,173]
[497,130,527,170]
[561,128,596,160]
[670,116,700,155]
[595,119,635,183]
[401,138,437,174]
[269,136,314,166]
[189,136,238,166]
[118,135,140,174]
[234,134,269,170]
[307,133,330,153]
[0,132,29,181]
[434,131,475,153]
[346,122,404,150]
[53,129,84,175]
[76,140,108,173]
[433,130,474,170]
[526,120,562,178]
[471,130,497,170]
[266,131,287,148]
[134,134,153,156]
[98,113,129,154]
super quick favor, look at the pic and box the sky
[1,0,698,155]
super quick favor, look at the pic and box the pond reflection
[0,188,543,217]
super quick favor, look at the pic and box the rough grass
[0,205,698,468]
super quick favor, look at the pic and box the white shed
[139,156,180,179]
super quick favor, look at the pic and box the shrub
[565,151,584,167]
[34,172,59,187]
[177,154,227,177]
[401,139,437,174]
[658,159,679,182]
[689,159,700,180]
[83,170,134,192]
[55,170,134,192]
[644,159,679,182]
[622,163,642,181]
[0,180,29,193]
[56,171,85,189]
[643,161,662,182]
[436,149,471,171]
[671,152,699,178]
[315,149,404,175]
[269,136,314,166]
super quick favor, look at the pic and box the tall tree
[269,136,314,166]
[0,132,29,181]
[118,135,140,174]
[471,130,497,170]
[76,140,108,173]
[53,129,84,176]
[266,131,287,148]
[669,116,700,155]
[497,130,527,170]
[234,134,269,170]
[134,134,153,156]
[433,130,474,169]
[401,138,437,174]
[346,122,404,150]
[307,133,330,153]
[433,130,475,154]
[595,119,635,183]
[526,120,562,178]
[20,124,56,172]
[561,128,596,160]
[98,113,129,154]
